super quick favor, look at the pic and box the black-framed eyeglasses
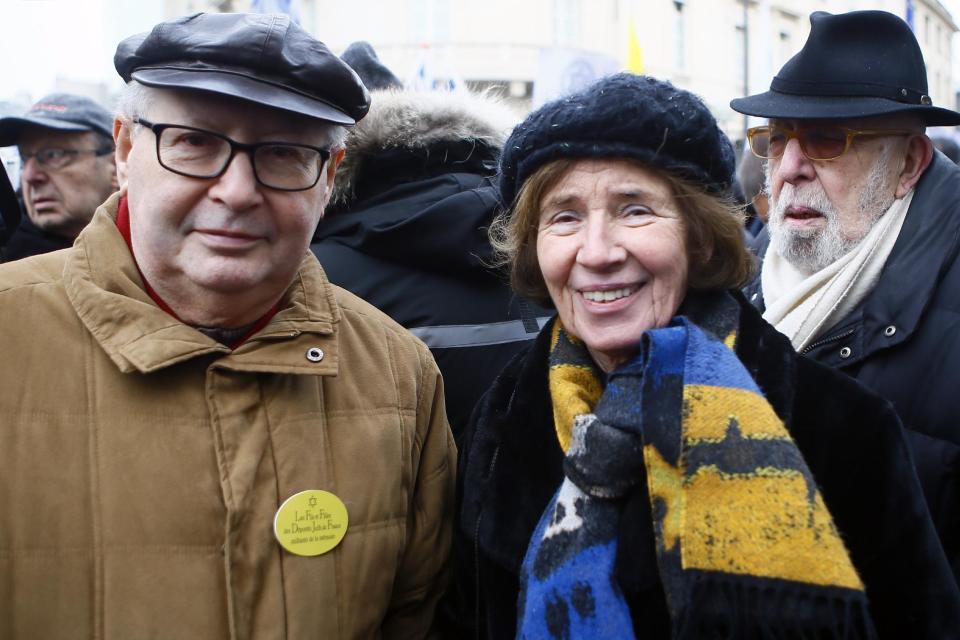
[747,125,914,161]
[19,146,113,170]
[133,117,331,192]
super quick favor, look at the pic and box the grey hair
[117,81,154,123]
[321,123,348,150]
[117,80,349,149]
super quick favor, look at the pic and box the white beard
[766,154,895,274]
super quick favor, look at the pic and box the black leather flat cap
[115,12,370,124]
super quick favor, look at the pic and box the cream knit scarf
[761,190,913,351]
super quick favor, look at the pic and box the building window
[735,23,745,93]
[411,0,451,44]
[554,0,579,46]
[674,0,686,70]
[779,30,791,67]
[412,0,429,43]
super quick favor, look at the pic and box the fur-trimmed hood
[332,89,519,208]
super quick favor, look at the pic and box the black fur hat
[498,73,735,207]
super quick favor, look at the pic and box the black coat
[0,167,20,250]
[745,152,960,578]
[1,213,71,262]
[439,293,960,639]
[311,89,548,442]
[312,162,546,441]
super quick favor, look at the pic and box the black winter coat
[439,293,960,639]
[0,167,20,251]
[311,90,547,440]
[1,213,71,262]
[745,152,960,578]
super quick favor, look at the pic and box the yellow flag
[627,21,644,73]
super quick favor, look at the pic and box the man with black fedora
[735,9,960,578]
[0,93,118,261]
[0,12,454,638]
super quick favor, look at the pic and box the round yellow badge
[273,489,349,556]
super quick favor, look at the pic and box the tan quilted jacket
[0,194,455,639]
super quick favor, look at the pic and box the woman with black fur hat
[438,73,960,639]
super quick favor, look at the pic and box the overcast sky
[3,0,960,108]
[0,0,161,105]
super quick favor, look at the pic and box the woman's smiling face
[536,158,689,372]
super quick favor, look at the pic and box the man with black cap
[734,9,960,578]
[0,93,118,261]
[0,12,454,639]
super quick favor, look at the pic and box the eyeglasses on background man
[19,145,114,170]
[747,125,914,161]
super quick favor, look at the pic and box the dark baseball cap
[114,12,370,125]
[0,93,114,147]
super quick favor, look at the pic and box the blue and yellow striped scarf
[518,293,875,638]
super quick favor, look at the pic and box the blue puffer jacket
[745,151,960,579]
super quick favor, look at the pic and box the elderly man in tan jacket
[0,13,455,639]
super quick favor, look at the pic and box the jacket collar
[63,193,341,376]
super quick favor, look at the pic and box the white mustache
[769,182,838,224]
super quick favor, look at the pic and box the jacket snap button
[839,346,852,359]
[884,325,897,337]
[306,347,324,362]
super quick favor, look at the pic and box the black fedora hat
[731,10,960,126]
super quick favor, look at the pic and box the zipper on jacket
[800,327,856,355]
